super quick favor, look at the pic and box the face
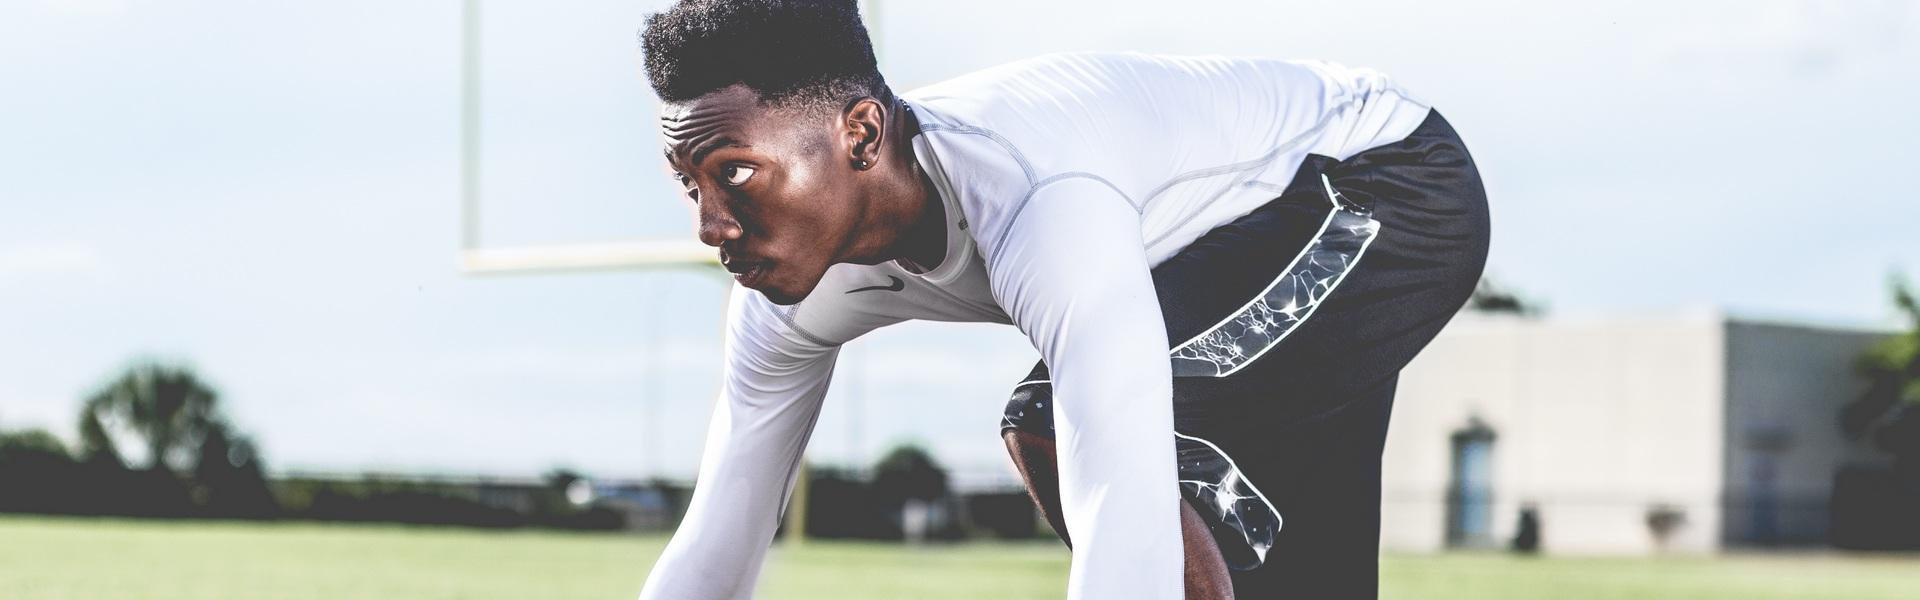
[660,85,868,305]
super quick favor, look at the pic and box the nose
[696,196,743,248]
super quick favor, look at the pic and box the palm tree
[1842,273,1920,486]
[77,362,223,476]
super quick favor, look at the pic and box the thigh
[1223,373,1401,598]
[1000,109,1490,596]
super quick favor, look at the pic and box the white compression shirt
[638,51,1431,600]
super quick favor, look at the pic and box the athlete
[635,1,1489,599]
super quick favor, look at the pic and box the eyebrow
[665,135,751,171]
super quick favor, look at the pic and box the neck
[849,100,946,271]
[895,178,947,273]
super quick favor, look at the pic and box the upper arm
[984,176,1184,599]
[987,176,1169,399]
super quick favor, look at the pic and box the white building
[1381,309,1894,555]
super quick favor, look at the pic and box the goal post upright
[453,0,892,546]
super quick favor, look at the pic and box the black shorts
[1000,110,1490,598]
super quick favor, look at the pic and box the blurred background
[2,0,1918,598]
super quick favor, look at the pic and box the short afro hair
[641,0,892,112]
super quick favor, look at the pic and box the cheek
[760,167,850,241]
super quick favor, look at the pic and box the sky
[1,0,1916,485]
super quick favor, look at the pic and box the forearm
[1048,315,1183,599]
[639,397,809,600]
[638,290,838,600]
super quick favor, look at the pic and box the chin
[760,287,805,306]
[755,278,818,306]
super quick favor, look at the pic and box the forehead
[660,84,760,127]
[661,87,761,151]
[660,86,822,165]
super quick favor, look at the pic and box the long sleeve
[638,286,839,600]
[985,177,1184,599]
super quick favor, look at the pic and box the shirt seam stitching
[778,303,837,348]
[990,172,1141,265]
[983,88,1421,258]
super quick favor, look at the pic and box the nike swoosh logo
[845,275,905,294]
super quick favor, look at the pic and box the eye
[722,165,756,187]
[674,173,699,204]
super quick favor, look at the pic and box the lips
[722,254,769,287]
[732,263,768,286]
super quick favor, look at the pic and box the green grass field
[3,515,1917,599]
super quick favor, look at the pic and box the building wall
[1381,310,1728,555]
[1721,320,1888,547]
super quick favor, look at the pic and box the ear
[841,97,887,171]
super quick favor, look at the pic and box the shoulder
[904,55,1167,265]
[907,51,1348,105]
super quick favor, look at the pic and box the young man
[636,1,1489,598]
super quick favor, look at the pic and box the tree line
[0,362,622,529]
